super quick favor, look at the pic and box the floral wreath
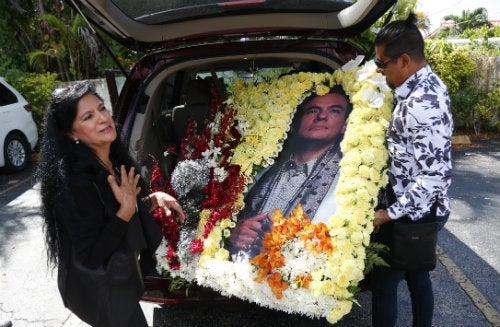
[151,56,393,323]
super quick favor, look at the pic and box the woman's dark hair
[374,12,425,62]
[36,81,145,266]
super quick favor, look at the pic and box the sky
[415,0,500,32]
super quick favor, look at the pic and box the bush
[426,41,500,135]
[426,43,477,94]
[478,86,500,132]
[2,70,60,141]
[450,89,485,133]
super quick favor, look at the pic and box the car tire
[3,133,30,172]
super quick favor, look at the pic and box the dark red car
[71,0,396,308]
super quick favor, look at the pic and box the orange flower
[250,204,336,299]
[262,229,286,249]
[294,274,313,288]
[300,222,335,255]
[267,272,289,299]
[250,253,272,282]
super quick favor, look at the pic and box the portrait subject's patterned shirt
[387,64,453,221]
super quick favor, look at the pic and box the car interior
[127,53,343,179]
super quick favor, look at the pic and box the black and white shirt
[387,64,453,221]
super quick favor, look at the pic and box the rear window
[111,0,354,25]
[0,82,18,107]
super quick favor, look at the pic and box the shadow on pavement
[439,228,500,314]
[0,170,40,264]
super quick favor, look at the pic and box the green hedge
[426,41,500,135]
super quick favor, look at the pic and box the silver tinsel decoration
[171,159,210,231]
[171,159,210,198]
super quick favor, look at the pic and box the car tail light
[24,104,33,112]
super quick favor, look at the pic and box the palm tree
[29,13,99,81]
[444,7,491,34]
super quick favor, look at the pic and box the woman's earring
[74,138,80,144]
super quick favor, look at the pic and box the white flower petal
[341,55,365,72]
[355,60,378,82]
[361,89,385,108]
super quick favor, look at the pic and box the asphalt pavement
[0,138,499,327]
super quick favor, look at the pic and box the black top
[53,164,162,270]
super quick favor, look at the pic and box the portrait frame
[151,56,394,323]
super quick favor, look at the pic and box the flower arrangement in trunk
[151,56,393,323]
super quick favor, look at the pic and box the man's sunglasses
[374,57,394,70]
[374,48,417,70]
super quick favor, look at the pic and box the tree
[0,0,37,73]
[29,13,100,81]
[443,7,491,35]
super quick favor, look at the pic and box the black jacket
[54,163,162,326]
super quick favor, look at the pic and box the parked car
[69,0,396,303]
[0,77,38,172]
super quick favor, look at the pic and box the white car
[0,77,38,172]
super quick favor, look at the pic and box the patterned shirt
[260,157,317,215]
[387,64,453,221]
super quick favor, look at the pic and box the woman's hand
[107,165,141,222]
[147,192,185,223]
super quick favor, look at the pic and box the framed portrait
[150,57,393,323]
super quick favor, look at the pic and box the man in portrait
[229,85,352,258]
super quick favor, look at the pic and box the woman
[37,81,185,326]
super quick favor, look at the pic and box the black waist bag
[375,185,440,271]
[391,219,439,271]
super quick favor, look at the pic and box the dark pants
[371,214,449,327]
[372,266,433,327]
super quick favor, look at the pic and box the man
[229,86,352,258]
[371,13,453,327]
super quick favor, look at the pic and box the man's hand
[373,209,392,227]
[229,213,272,253]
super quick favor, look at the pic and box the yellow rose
[214,248,230,261]
[347,211,368,225]
[327,300,353,324]
[340,259,363,281]
[311,268,325,281]
[328,214,347,229]
[315,84,330,96]
[319,280,336,296]
[349,231,364,245]
[335,192,357,207]
[340,164,358,178]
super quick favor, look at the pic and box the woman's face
[69,94,117,153]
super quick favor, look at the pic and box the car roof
[69,0,396,51]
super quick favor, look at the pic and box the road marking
[0,177,31,196]
[437,245,500,327]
